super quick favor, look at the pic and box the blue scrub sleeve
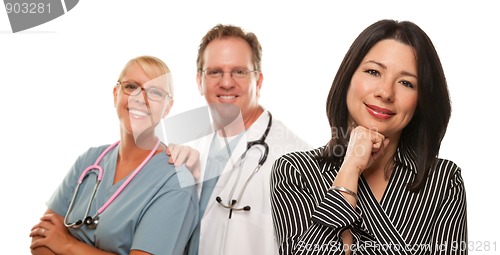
[131,173,199,255]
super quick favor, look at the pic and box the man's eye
[234,69,247,75]
[207,70,222,75]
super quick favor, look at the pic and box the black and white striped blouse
[271,147,467,255]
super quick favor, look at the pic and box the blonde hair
[118,55,174,98]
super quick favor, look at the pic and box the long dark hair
[320,19,451,192]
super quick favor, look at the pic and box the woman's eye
[365,69,380,76]
[400,80,414,88]
[125,83,139,90]
[151,89,164,97]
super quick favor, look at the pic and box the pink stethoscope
[64,139,160,229]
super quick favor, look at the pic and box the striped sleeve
[431,160,468,255]
[271,152,360,255]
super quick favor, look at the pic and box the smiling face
[197,37,263,129]
[346,39,418,140]
[114,62,172,142]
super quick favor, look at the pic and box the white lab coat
[193,110,312,255]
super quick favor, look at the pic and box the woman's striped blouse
[271,147,467,255]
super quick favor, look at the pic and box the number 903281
[5,2,51,14]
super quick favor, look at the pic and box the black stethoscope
[215,112,272,218]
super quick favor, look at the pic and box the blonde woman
[30,56,199,255]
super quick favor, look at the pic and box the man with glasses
[187,24,311,255]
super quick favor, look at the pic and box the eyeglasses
[202,68,258,81]
[117,81,172,102]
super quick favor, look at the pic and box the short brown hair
[196,24,262,73]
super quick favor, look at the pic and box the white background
[1,1,498,254]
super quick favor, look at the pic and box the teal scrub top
[47,144,199,255]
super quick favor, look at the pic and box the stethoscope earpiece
[84,216,93,225]
[84,216,99,229]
